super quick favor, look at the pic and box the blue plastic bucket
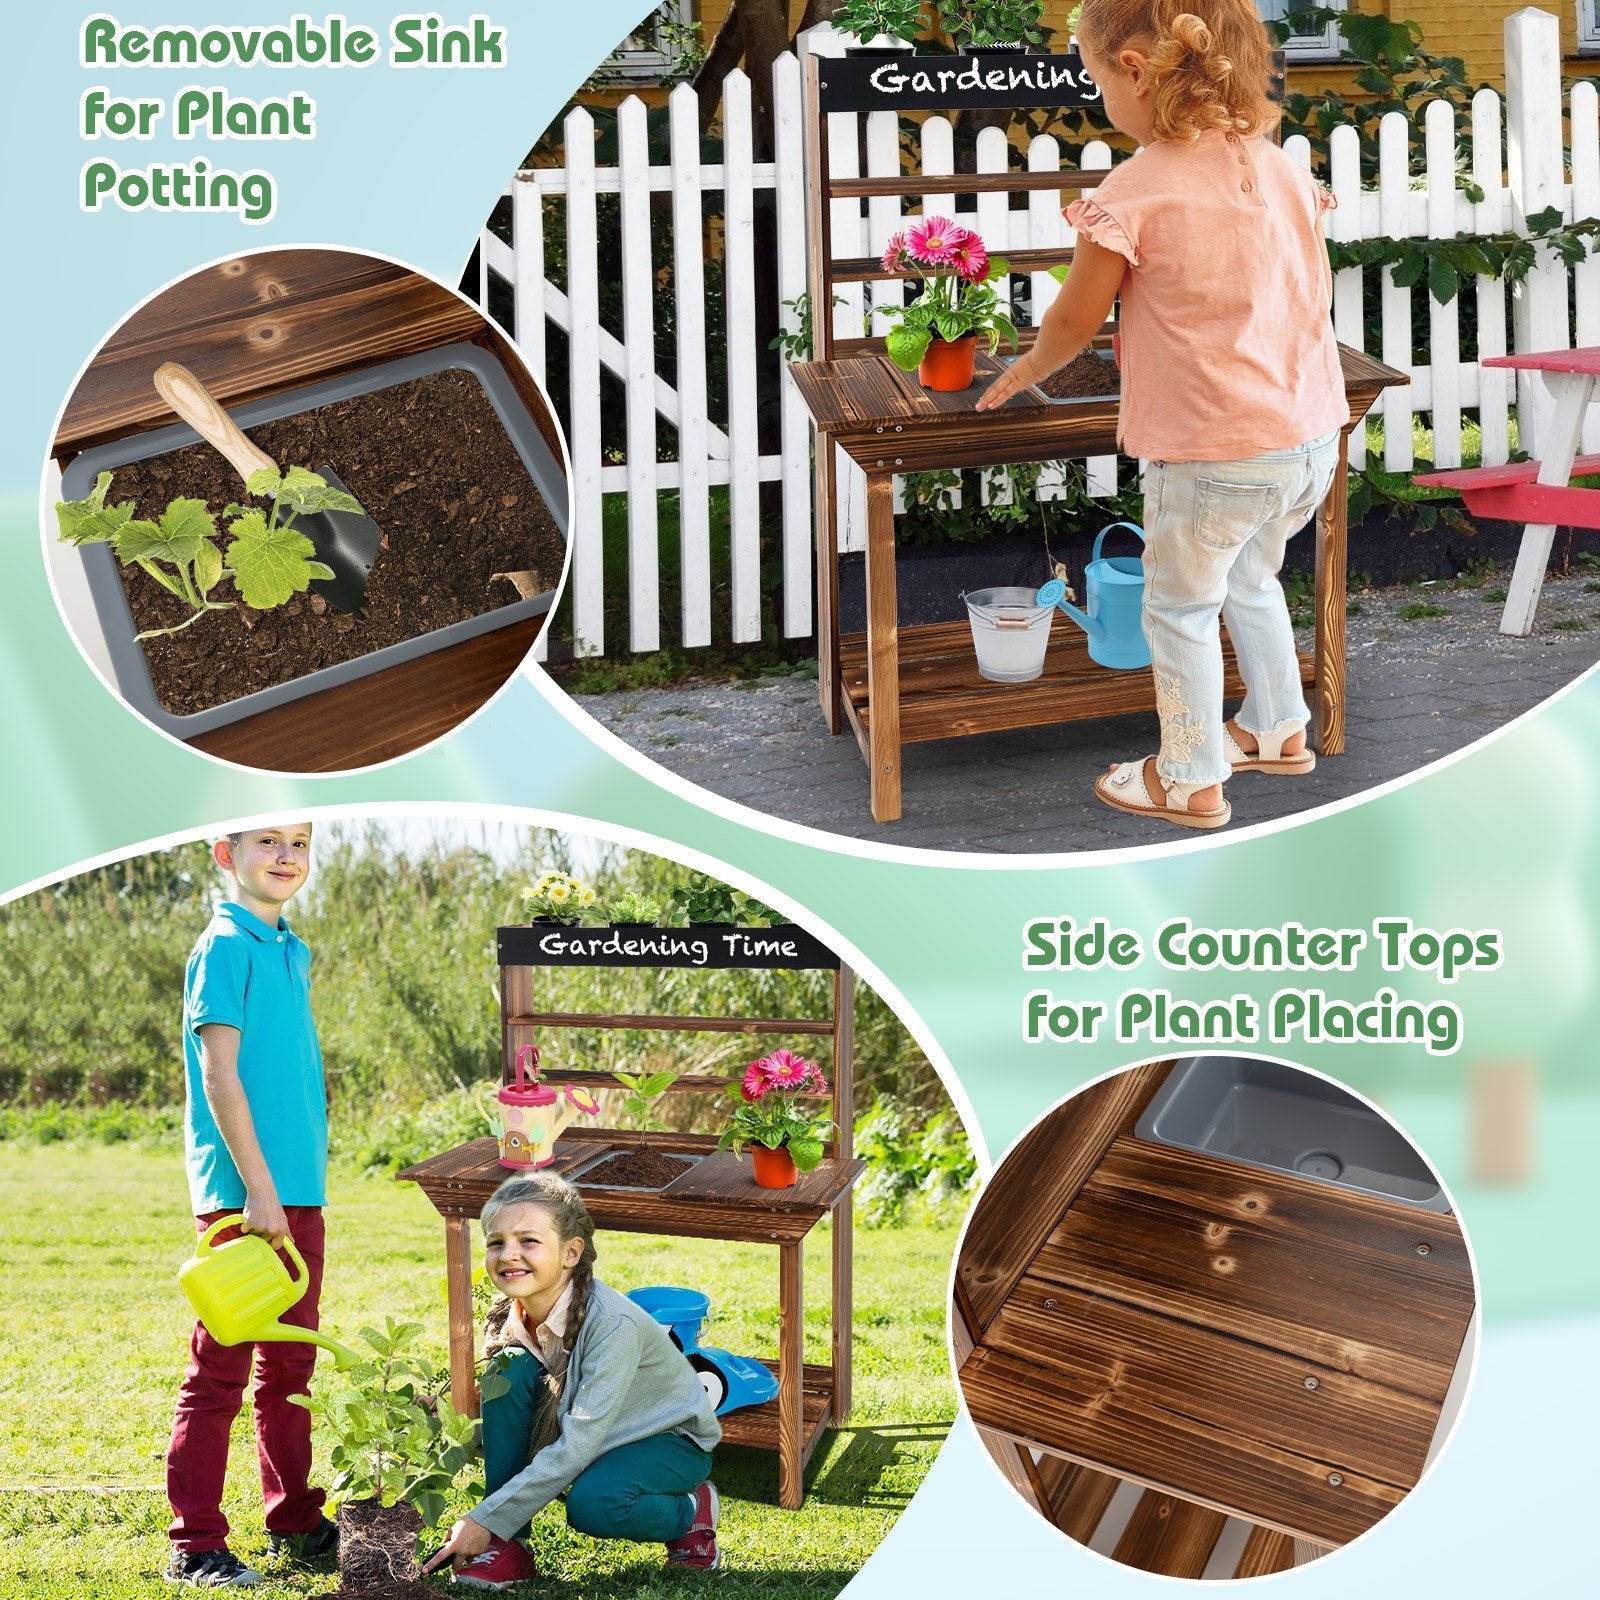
[627,1285,709,1349]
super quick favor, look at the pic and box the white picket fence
[480,11,1600,659]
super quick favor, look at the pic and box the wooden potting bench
[953,1063,1476,1577]
[53,249,559,771]
[790,55,1404,822]
[399,922,862,1510]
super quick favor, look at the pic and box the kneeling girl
[424,1173,722,1586]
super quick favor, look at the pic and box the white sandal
[1094,757,1232,831]
[1224,722,1316,775]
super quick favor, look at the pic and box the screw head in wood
[1327,1472,1343,1487]
[1044,1298,1057,1309]
[1416,1243,1431,1255]
[1304,1376,1319,1390]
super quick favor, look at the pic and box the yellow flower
[549,883,570,902]
[579,888,595,905]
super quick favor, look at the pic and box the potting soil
[580,1147,694,1188]
[106,369,564,715]
[1036,349,1121,400]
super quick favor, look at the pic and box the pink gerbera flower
[763,1048,814,1088]
[948,232,989,285]
[741,1059,776,1101]
[881,230,909,275]
[908,216,959,265]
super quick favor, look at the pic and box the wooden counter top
[955,1069,1475,1550]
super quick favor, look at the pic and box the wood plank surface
[657,1150,865,1212]
[840,622,1309,745]
[715,1361,833,1458]
[1028,1455,1122,1544]
[57,250,485,455]
[1112,1490,1227,1578]
[189,618,539,770]
[954,1064,1170,1335]
[1234,1523,1296,1577]
[958,1129,1475,1547]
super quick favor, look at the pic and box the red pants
[166,1207,327,1551]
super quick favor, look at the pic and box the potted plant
[667,871,775,927]
[522,870,597,924]
[717,1049,834,1189]
[877,218,1018,391]
[607,889,663,927]
[833,0,926,52]
[936,0,1045,51]
[289,1318,478,1591]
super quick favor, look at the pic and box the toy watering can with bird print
[488,1045,601,1170]
[1036,520,1150,670]
[179,1218,358,1365]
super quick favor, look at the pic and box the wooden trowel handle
[153,362,278,485]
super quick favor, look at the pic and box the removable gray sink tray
[1136,1056,1448,1211]
[60,341,567,740]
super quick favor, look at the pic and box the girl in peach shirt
[981,0,1346,831]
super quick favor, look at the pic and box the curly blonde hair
[1077,0,1278,141]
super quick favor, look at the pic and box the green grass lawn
[0,1147,956,1599]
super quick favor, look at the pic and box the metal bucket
[962,587,1053,682]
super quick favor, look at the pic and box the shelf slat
[506,1011,836,1035]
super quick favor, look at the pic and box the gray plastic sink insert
[1135,1056,1448,1211]
[60,341,568,740]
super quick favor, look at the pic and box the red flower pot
[918,334,978,392]
[751,1144,799,1188]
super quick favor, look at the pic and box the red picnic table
[1414,346,1600,636]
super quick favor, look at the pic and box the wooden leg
[778,1240,805,1509]
[444,1216,479,1417]
[863,471,903,822]
[974,1423,1043,1512]
[830,1199,852,1423]
[1313,427,1350,755]
[1500,374,1592,637]
[814,432,842,735]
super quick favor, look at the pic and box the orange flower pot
[751,1144,799,1189]
[918,334,977,392]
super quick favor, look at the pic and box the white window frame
[1259,0,1346,63]
[1578,0,1600,55]
[598,1,694,82]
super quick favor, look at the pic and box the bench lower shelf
[717,1361,835,1468]
[838,619,1312,745]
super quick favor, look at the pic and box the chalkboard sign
[815,52,1100,114]
[499,922,842,971]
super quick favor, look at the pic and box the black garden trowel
[153,361,383,616]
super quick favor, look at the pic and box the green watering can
[179,1216,358,1366]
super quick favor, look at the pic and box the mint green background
[5,6,1596,1590]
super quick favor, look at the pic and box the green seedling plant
[55,467,356,639]
[289,1317,479,1529]
[614,1069,682,1132]
[608,890,663,925]
[936,0,1045,49]
[667,871,776,926]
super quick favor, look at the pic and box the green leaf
[114,498,216,567]
[193,538,224,597]
[226,509,325,610]
[55,471,136,547]
[1427,257,1460,305]
[245,467,283,499]
[274,465,365,519]
[885,323,932,371]
[1390,252,1426,290]
[788,1136,825,1173]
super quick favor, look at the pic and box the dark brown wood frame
[399,924,861,1511]
[790,59,1405,822]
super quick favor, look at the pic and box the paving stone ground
[570,571,1600,853]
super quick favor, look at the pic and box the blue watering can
[1036,520,1150,670]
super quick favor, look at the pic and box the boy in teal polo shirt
[165,823,337,1589]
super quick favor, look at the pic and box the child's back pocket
[1193,477,1277,550]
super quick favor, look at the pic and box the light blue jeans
[1141,431,1340,788]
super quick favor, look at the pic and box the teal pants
[483,1348,713,1543]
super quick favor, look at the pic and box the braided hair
[1077,0,1277,141]
[480,1172,598,1458]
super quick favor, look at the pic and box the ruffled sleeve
[1063,197,1140,267]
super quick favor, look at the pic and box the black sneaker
[266,1516,339,1565]
[164,1547,263,1588]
